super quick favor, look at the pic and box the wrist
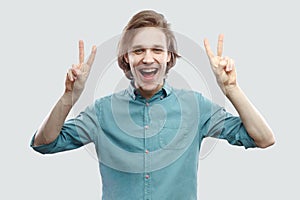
[224,84,241,99]
[61,92,78,107]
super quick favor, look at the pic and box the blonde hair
[117,10,180,79]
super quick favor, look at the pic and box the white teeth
[141,69,156,73]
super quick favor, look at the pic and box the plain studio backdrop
[1,0,298,199]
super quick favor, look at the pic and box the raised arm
[204,34,275,148]
[33,41,97,146]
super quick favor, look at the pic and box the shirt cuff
[240,130,258,149]
[30,132,59,154]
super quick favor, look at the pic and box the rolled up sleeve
[30,103,101,154]
[198,93,257,149]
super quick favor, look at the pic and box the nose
[142,49,154,64]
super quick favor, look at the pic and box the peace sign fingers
[65,40,97,96]
[203,34,238,94]
[78,40,97,68]
[204,34,224,61]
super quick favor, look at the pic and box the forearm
[33,92,75,146]
[226,85,275,148]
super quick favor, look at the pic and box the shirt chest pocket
[158,126,190,150]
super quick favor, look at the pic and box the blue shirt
[31,82,257,200]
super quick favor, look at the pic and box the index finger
[79,40,84,64]
[86,45,97,67]
[217,34,224,57]
[204,38,215,60]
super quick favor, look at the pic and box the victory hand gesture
[65,40,97,100]
[204,34,237,95]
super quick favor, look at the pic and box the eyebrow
[131,44,166,49]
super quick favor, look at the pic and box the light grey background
[1,0,299,199]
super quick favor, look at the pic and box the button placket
[144,100,151,200]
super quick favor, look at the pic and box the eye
[153,48,164,54]
[132,49,144,55]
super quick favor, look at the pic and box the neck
[136,84,163,100]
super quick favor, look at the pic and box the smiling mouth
[139,68,159,78]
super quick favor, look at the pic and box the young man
[31,10,275,199]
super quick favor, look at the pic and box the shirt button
[145,174,150,179]
[145,149,149,154]
[145,102,149,106]
[144,125,149,129]
[160,96,164,100]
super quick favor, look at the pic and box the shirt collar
[127,81,172,100]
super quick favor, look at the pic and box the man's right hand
[33,41,97,146]
[65,40,97,102]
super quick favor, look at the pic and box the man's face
[125,27,171,93]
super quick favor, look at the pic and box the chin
[141,84,159,91]
[136,81,162,92]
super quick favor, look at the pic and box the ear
[124,53,129,63]
[167,52,171,63]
